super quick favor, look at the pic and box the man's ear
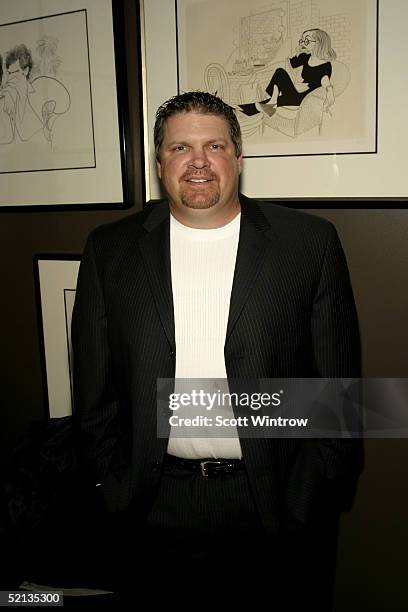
[156,158,162,179]
[237,154,243,175]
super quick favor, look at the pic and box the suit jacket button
[169,350,175,358]
[152,461,161,472]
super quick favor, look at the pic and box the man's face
[6,60,28,86]
[156,112,242,213]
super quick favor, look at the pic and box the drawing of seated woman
[237,29,336,118]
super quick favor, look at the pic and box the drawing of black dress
[238,53,332,116]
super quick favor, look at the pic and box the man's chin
[180,192,220,210]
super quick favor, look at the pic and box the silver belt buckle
[200,460,222,477]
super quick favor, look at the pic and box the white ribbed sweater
[167,212,243,459]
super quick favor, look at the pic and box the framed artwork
[0,0,135,210]
[141,0,407,204]
[34,255,80,418]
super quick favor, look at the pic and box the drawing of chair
[204,62,265,138]
[204,63,231,104]
[260,60,350,138]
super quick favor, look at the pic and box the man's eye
[174,145,188,152]
[210,144,223,150]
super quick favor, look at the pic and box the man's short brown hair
[154,91,242,160]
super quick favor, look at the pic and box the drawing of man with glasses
[237,29,336,117]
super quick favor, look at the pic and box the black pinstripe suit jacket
[72,194,363,534]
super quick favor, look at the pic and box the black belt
[165,453,244,478]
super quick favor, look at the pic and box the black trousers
[9,459,338,609]
[265,67,310,107]
[109,461,339,610]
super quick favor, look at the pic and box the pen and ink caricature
[0,42,70,146]
[0,8,95,175]
[203,20,349,140]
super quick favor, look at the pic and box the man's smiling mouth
[187,178,212,182]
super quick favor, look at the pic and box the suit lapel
[138,203,175,352]
[226,194,272,342]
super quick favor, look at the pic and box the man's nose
[188,147,209,168]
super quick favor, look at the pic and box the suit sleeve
[71,233,119,483]
[311,223,361,377]
[311,223,364,509]
[285,224,363,524]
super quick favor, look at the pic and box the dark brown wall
[0,208,136,463]
[309,208,408,611]
[1,1,408,607]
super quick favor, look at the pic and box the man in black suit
[72,91,363,607]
